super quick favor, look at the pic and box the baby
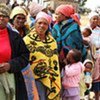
[82,28,93,59]
[80,59,94,100]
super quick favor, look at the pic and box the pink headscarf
[28,2,44,17]
[36,11,52,25]
[55,4,81,25]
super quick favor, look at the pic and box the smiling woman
[10,6,29,38]
[24,11,61,100]
[0,3,29,100]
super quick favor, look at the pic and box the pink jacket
[62,62,85,88]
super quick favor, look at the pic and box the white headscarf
[88,12,99,19]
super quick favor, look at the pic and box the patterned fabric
[24,28,61,99]
[52,19,87,61]
[22,64,39,100]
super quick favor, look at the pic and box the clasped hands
[0,63,10,74]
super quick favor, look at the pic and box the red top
[0,28,11,63]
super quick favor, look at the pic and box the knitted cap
[10,6,27,19]
[0,3,11,17]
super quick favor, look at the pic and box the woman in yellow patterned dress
[24,11,61,100]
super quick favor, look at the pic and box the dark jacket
[7,27,29,100]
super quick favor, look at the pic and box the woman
[52,5,87,69]
[10,6,29,38]
[10,6,39,100]
[0,3,29,100]
[88,12,100,100]
[24,11,61,100]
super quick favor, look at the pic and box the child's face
[84,62,92,72]
[82,29,90,37]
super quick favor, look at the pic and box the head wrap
[10,6,27,19]
[83,59,94,67]
[28,2,44,17]
[55,4,81,25]
[36,11,52,25]
[88,12,99,20]
[0,3,11,17]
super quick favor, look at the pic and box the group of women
[0,2,99,100]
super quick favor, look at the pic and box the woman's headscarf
[55,4,81,25]
[88,12,99,20]
[28,2,44,17]
[36,11,52,25]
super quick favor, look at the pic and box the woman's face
[0,15,9,29]
[90,15,99,28]
[13,14,26,29]
[35,18,49,35]
[55,11,66,23]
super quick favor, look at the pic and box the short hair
[72,49,82,62]
[84,27,92,35]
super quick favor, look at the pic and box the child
[79,59,94,100]
[82,28,93,60]
[82,27,92,38]
[62,49,84,100]
[84,59,94,99]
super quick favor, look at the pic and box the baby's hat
[83,59,94,67]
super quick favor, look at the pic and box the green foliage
[79,0,87,6]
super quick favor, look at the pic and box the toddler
[62,49,84,100]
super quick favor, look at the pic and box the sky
[85,0,100,11]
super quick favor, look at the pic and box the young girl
[62,49,85,100]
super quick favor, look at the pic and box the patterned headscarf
[55,4,81,25]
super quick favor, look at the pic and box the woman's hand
[0,63,10,74]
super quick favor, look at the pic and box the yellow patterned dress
[24,28,61,100]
